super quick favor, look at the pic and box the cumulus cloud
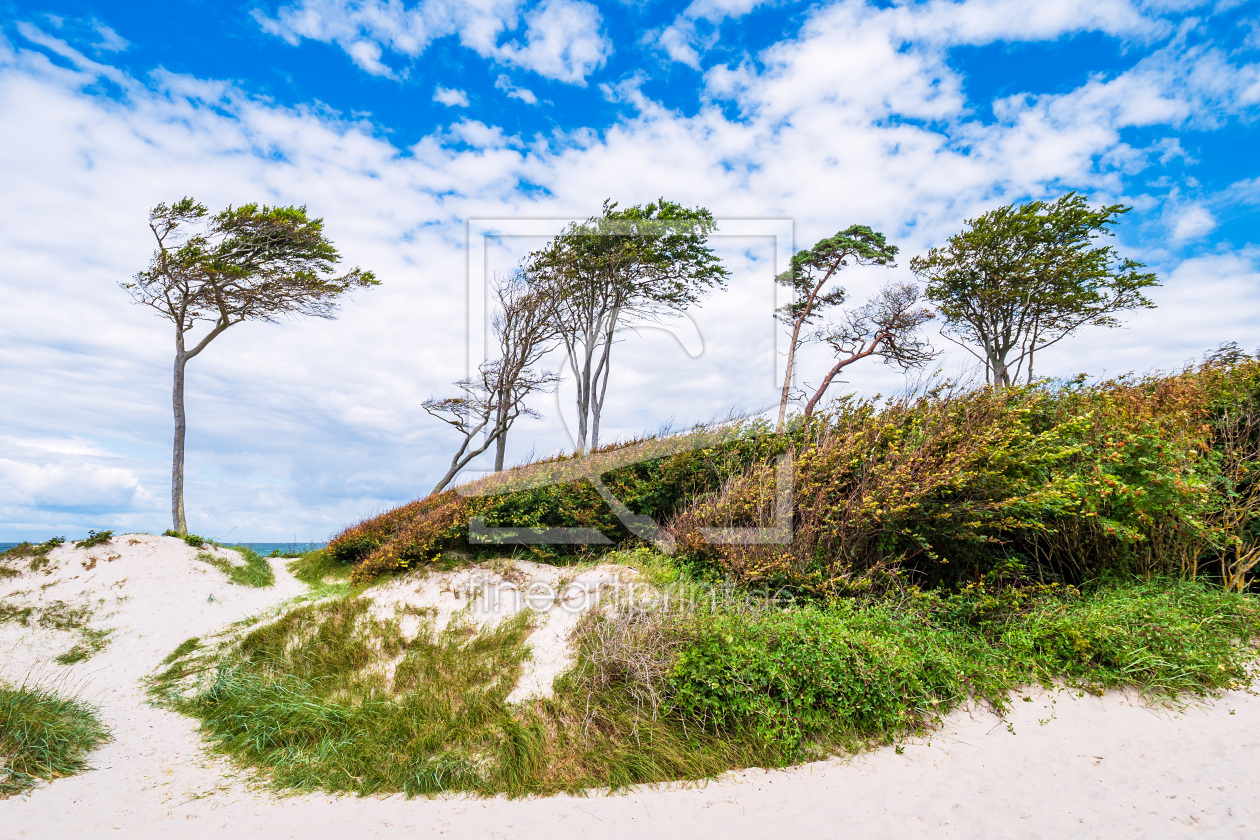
[1168,202,1217,241]
[0,436,156,520]
[495,73,538,103]
[433,85,469,106]
[494,0,608,83]
[255,0,609,83]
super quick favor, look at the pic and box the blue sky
[0,0,1258,540]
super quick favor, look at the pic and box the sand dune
[2,535,1257,839]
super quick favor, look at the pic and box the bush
[326,354,1260,597]
[665,577,1259,755]
[73,531,113,549]
[164,530,207,548]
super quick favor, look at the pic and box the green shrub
[164,530,207,548]
[74,531,113,549]
[665,578,1259,755]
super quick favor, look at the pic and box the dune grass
[0,539,65,578]
[195,546,275,588]
[150,573,1260,798]
[0,681,110,798]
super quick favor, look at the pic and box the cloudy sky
[0,0,1257,541]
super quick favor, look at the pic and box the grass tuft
[194,547,275,588]
[73,531,113,549]
[0,681,110,798]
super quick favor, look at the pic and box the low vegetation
[0,539,65,578]
[152,351,1260,797]
[0,681,110,798]
[194,546,275,588]
[150,572,1257,797]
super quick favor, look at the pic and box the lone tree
[525,199,728,452]
[776,225,898,427]
[122,198,376,534]
[424,273,557,494]
[801,282,937,417]
[911,192,1158,387]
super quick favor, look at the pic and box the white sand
[3,536,1259,838]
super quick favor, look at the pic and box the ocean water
[0,540,325,555]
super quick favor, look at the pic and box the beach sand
[2,535,1257,839]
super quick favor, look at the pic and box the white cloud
[90,22,129,52]
[0,437,155,516]
[659,0,1162,70]
[433,84,470,106]
[1168,202,1217,241]
[495,73,538,103]
[494,0,609,83]
[346,38,391,76]
[254,0,609,83]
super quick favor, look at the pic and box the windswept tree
[776,225,898,427]
[801,283,937,417]
[911,192,1159,387]
[525,199,728,452]
[424,274,557,494]
[122,198,377,534]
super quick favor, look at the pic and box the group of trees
[125,191,1158,533]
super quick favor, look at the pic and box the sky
[0,0,1258,541]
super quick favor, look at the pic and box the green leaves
[775,224,897,325]
[911,192,1159,386]
[526,197,728,311]
[124,197,378,339]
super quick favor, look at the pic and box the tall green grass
[0,681,109,798]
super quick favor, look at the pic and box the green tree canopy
[775,225,898,426]
[123,197,377,533]
[911,192,1158,387]
[525,199,728,451]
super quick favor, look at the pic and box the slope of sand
[2,535,1258,839]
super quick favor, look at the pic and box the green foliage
[165,530,207,548]
[666,578,1258,754]
[54,629,113,666]
[912,192,1158,386]
[74,530,113,549]
[526,198,729,311]
[155,576,1259,797]
[776,224,898,327]
[286,550,350,587]
[332,353,1260,599]
[0,681,110,798]
[194,547,275,588]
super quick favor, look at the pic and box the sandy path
[3,536,1258,839]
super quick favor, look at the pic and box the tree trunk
[802,345,878,417]
[171,344,189,534]
[494,431,507,472]
[988,352,1012,387]
[590,337,613,451]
